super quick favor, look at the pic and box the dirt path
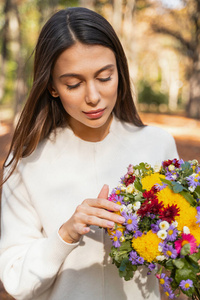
[0,112,199,300]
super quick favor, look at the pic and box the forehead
[53,43,116,75]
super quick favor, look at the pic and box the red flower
[137,196,163,217]
[162,159,180,169]
[150,198,164,215]
[137,199,151,217]
[159,204,180,223]
[162,160,173,168]
[124,175,135,187]
[143,190,157,201]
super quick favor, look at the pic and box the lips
[83,108,105,119]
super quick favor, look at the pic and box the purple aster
[136,256,144,265]
[114,195,125,205]
[159,273,173,290]
[163,286,175,299]
[186,174,200,189]
[165,170,179,181]
[166,225,178,242]
[155,183,168,191]
[151,223,159,233]
[122,211,138,232]
[179,279,193,291]
[162,244,178,259]
[150,214,156,219]
[133,230,143,238]
[196,206,200,225]
[129,250,138,265]
[148,263,156,271]
[111,230,122,248]
[151,219,162,233]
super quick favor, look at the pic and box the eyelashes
[66,76,112,90]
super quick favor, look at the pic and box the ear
[48,83,59,98]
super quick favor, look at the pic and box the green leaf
[173,259,185,269]
[165,259,174,270]
[134,192,143,201]
[160,178,173,187]
[181,161,192,172]
[189,252,200,264]
[180,243,191,256]
[180,191,196,206]
[175,267,196,283]
[194,186,200,198]
[134,179,144,192]
[171,182,184,193]
[119,258,129,272]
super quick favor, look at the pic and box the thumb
[98,184,109,199]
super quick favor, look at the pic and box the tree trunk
[0,0,11,103]
[112,0,123,36]
[187,56,200,118]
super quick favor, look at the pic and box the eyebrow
[59,64,115,79]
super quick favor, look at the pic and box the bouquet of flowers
[107,158,200,299]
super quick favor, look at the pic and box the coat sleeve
[0,166,79,300]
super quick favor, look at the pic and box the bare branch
[151,22,195,54]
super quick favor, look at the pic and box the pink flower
[156,274,161,279]
[174,233,197,254]
[127,164,134,175]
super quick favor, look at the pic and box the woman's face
[50,42,118,141]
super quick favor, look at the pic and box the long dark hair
[3,7,144,181]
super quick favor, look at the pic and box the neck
[69,115,113,142]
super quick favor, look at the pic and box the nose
[85,81,100,105]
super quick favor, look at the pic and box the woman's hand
[58,184,125,243]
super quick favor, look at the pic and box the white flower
[126,184,134,194]
[119,236,125,242]
[158,245,163,252]
[172,220,178,228]
[145,163,151,170]
[120,205,127,213]
[183,226,190,234]
[159,221,170,231]
[133,201,141,211]
[156,255,166,261]
[157,230,167,240]
[120,186,126,192]
[189,186,196,193]
[168,164,175,171]
[135,169,139,176]
[127,204,133,213]
[154,163,162,173]
[172,174,178,180]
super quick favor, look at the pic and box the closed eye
[66,82,82,90]
[98,76,112,82]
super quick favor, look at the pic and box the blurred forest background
[0,0,200,119]
[0,0,200,299]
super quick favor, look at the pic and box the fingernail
[118,216,125,223]
[114,204,121,210]
[107,221,114,228]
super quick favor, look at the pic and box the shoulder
[20,126,71,166]
[113,117,175,143]
[112,117,178,160]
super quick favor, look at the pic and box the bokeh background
[0,0,200,299]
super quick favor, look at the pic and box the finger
[84,198,121,212]
[80,206,125,224]
[82,215,115,229]
[98,184,109,199]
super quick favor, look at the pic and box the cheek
[59,95,80,113]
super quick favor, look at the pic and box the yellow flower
[141,173,165,191]
[157,187,198,233]
[132,231,161,262]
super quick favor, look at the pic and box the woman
[0,7,178,300]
